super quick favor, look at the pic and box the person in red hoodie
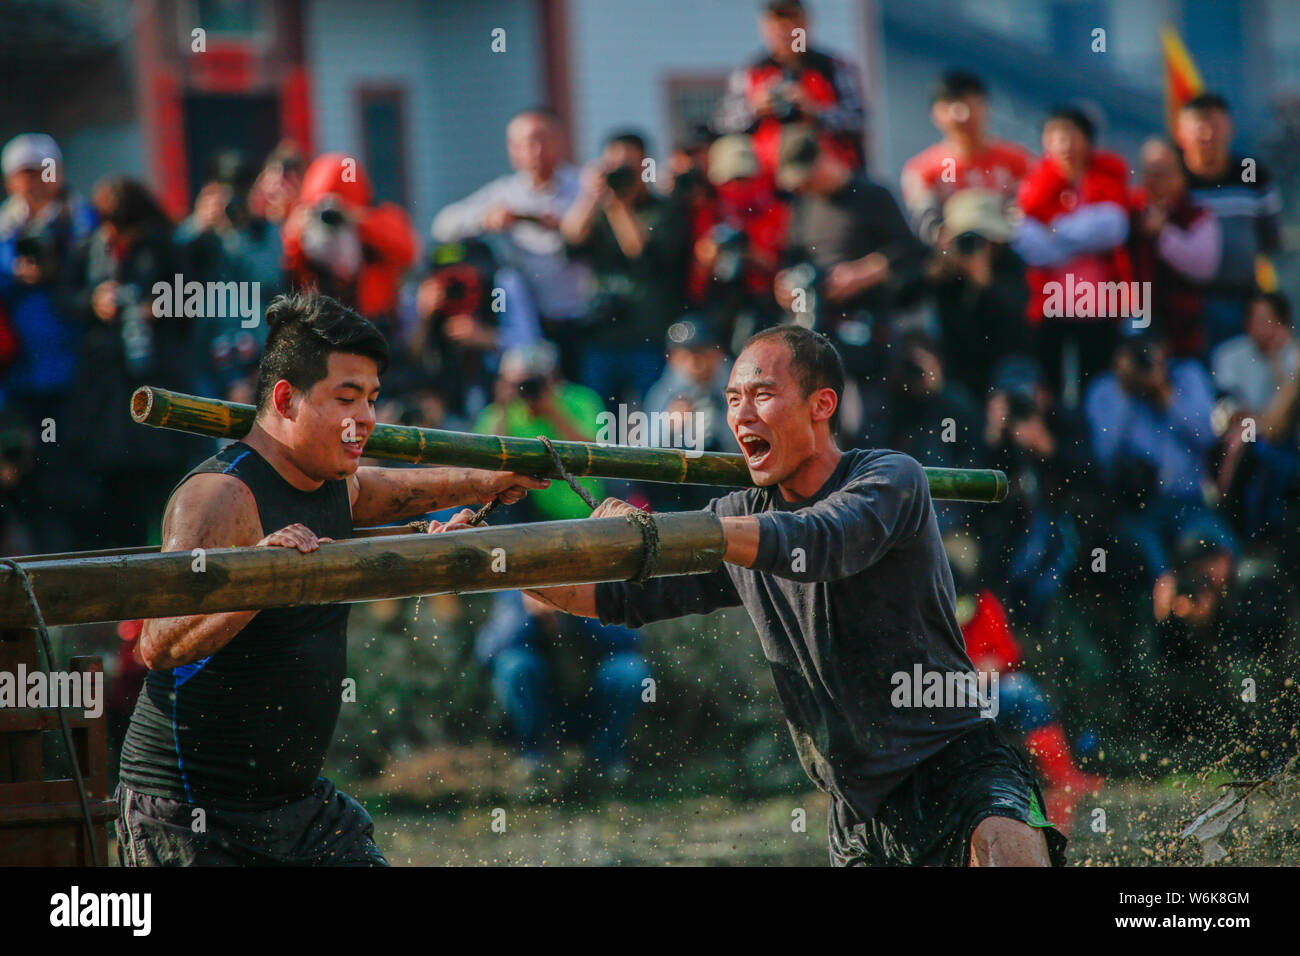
[946,531,1104,834]
[282,153,416,332]
[1013,107,1132,408]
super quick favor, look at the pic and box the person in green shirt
[474,340,605,521]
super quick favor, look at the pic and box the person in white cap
[0,132,96,552]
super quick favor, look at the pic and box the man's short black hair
[742,324,845,403]
[511,105,563,127]
[1250,290,1292,326]
[1044,105,1096,144]
[254,291,390,414]
[932,69,987,103]
[1181,92,1231,115]
[605,129,649,154]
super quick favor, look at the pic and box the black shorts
[830,721,1068,867]
[116,777,389,867]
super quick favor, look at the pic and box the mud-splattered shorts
[115,776,388,867]
[829,721,1068,867]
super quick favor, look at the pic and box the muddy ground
[349,746,1300,866]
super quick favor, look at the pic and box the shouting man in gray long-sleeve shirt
[479,325,1066,866]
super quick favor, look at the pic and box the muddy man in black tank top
[116,291,548,866]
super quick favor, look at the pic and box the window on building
[358,87,410,208]
[665,75,728,149]
[195,0,264,38]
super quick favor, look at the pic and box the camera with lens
[710,223,748,284]
[951,231,988,256]
[1006,391,1038,423]
[517,375,548,403]
[604,164,638,197]
[768,70,804,123]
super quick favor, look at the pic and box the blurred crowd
[3,0,1296,803]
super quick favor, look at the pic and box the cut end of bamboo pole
[130,386,154,423]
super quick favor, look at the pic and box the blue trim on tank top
[222,450,251,474]
[173,673,193,802]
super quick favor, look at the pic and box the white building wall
[566,0,869,163]
[305,0,546,240]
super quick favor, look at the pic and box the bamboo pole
[130,386,1009,503]
[4,522,431,566]
[0,513,724,629]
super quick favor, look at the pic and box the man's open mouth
[342,439,364,458]
[739,433,772,466]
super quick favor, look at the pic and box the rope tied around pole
[0,558,104,867]
[468,434,660,584]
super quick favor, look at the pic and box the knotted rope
[467,435,660,584]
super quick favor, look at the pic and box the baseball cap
[2,133,61,178]
[775,126,821,192]
[707,135,759,186]
[667,315,722,350]
[942,189,1014,243]
[500,340,559,380]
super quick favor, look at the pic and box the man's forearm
[140,610,258,670]
[721,516,759,568]
[606,201,647,258]
[523,583,598,618]
[352,465,490,525]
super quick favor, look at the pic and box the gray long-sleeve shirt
[595,448,984,823]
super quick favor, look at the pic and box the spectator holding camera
[772,126,926,439]
[474,588,650,792]
[67,176,198,547]
[901,71,1031,245]
[411,239,541,420]
[1210,292,1300,538]
[282,152,416,335]
[1084,335,1236,587]
[1127,138,1221,362]
[923,188,1028,397]
[0,134,96,421]
[691,135,789,343]
[562,131,688,407]
[714,0,867,179]
[0,133,96,552]
[474,341,605,523]
[433,108,589,377]
[175,150,285,399]
[981,355,1094,630]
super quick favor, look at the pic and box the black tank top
[119,440,354,809]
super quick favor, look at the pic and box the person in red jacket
[712,0,867,181]
[901,70,1031,245]
[282,153,416,329]
[947,531,1104,834]
[1012,107,1132,408]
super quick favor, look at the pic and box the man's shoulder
[708,485,766,518]
[1211,335,1253,366]
[902,142,949,180]
[843,447,926,485]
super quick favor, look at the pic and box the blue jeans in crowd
[579,346,664,409]
[1117,495,1239,583]
[491,644,651,766]
[995,671,1056,735]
